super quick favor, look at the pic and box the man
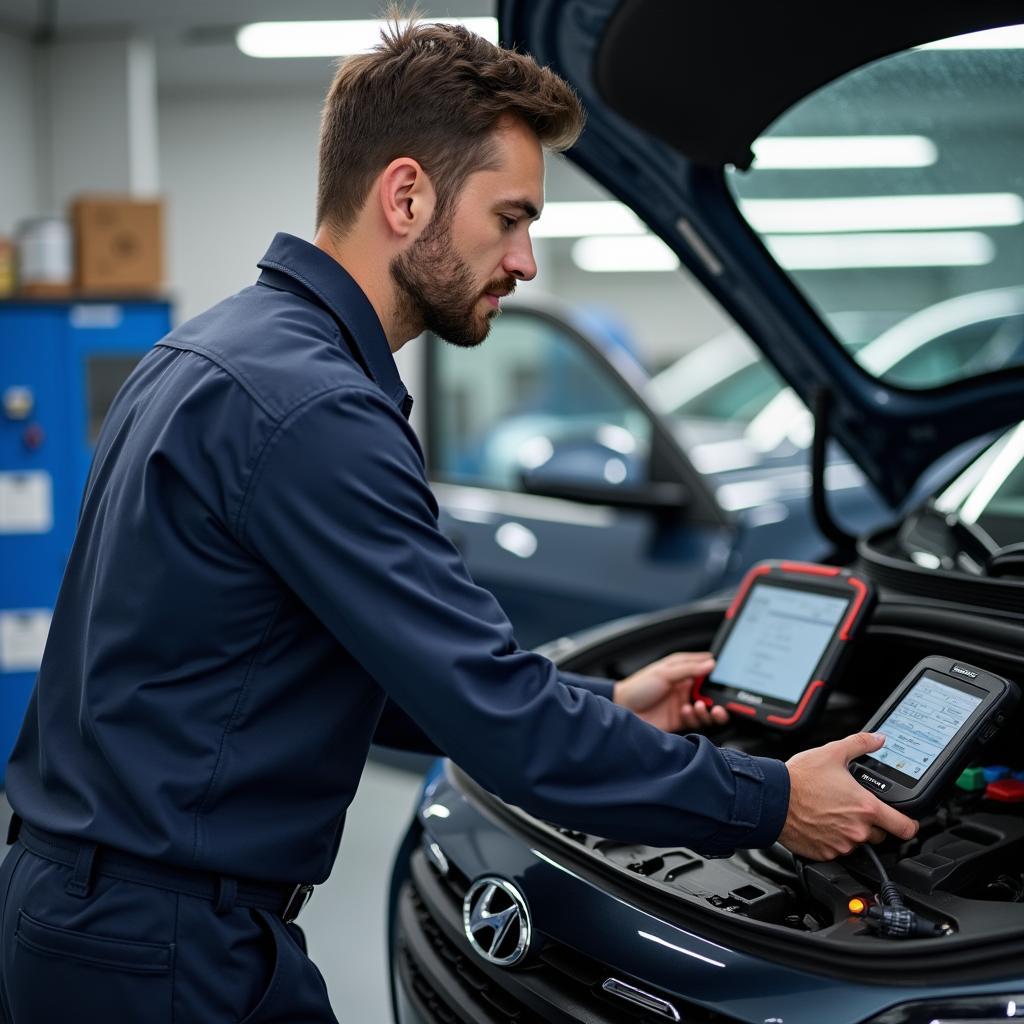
[0,17,915,1023]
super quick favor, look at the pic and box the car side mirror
[518,469,690,516]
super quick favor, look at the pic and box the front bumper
[390,763,1021,1024]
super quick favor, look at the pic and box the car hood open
[499,0,1024,507]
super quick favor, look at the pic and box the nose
[503,233,537,282]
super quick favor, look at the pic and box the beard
[390,211,516,348]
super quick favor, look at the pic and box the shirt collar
[256,232,412,416]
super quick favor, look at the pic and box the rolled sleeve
[240,387,790,851]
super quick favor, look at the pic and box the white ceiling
[0,0,495,89]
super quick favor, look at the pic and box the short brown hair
[316,13,585,231]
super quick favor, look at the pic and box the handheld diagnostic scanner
[693,561,874,731]
[850,656,1019,816]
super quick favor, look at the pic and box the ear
[378,157,437,241]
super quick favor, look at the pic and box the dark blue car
[389,4,1024,1023]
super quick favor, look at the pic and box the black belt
[14,820,314,923]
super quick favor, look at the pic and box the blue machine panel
[0,300,171,782]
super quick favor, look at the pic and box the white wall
[0,30,38,236]
[38,38,159,212]
[159,87,323,321]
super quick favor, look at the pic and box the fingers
[678,694,730,731]
[679,699,715,731]
[870,797,919,841]
[834,730,886,763]
[658,652,715,681]
[709,703,729,725]
[867,826,887,845]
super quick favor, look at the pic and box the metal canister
[16,217,73,296]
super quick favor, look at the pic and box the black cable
[855,844,952,939]
[861,843,905,908]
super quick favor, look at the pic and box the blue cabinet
[0,300,171,782]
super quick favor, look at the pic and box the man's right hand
[778,732,919,860]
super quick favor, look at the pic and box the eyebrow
[498,198,541,220]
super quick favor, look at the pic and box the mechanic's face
[391,117,543,347]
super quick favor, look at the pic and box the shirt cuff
[697,749,790,856]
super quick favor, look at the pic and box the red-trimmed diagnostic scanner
[692,560,874,732]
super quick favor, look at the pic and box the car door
[424,303,734,648]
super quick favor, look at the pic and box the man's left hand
[613,652,728,733]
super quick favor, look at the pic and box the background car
[427,300,891,648]
[745,287,1024,454]
[389,4,1024,1024]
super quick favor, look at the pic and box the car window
[680,360,780,421]
[647,329,784,423]
[428,309,652,491]
[727,25,1024,391]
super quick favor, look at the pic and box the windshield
[728,25,1024,391]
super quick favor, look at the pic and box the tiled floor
[0,759,427,1022]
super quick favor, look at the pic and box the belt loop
[66,843,99,898]
[214,876,237,916]
[6,814,21,846]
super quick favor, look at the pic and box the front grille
[395,845,740,1024]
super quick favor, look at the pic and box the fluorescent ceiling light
[751,135,937,169]
[572,235,680,273]
[765,231,995,270]
[237,17,498,58]
[540,193,1023,241]
[573,230,995,273]
[918,25,1024,50]
[742,193,1024,233]
[531,201,646,238]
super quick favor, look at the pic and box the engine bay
[529,589,1024,953]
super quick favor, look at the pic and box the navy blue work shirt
[8,234,789,883]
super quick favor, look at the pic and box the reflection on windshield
[936,423,1024,548]
[728,29,1024,392]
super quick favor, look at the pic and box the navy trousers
[0,841,339,1023]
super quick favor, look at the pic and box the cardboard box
[18,282,74,299]
[72,196,164,295]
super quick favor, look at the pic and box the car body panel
[435,482,734,646]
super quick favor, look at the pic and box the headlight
[868,993,1024,1023]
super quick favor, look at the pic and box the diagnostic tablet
[850,655,1019,816]
[693,561,873,731]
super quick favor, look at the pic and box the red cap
[984,779,1024,803]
